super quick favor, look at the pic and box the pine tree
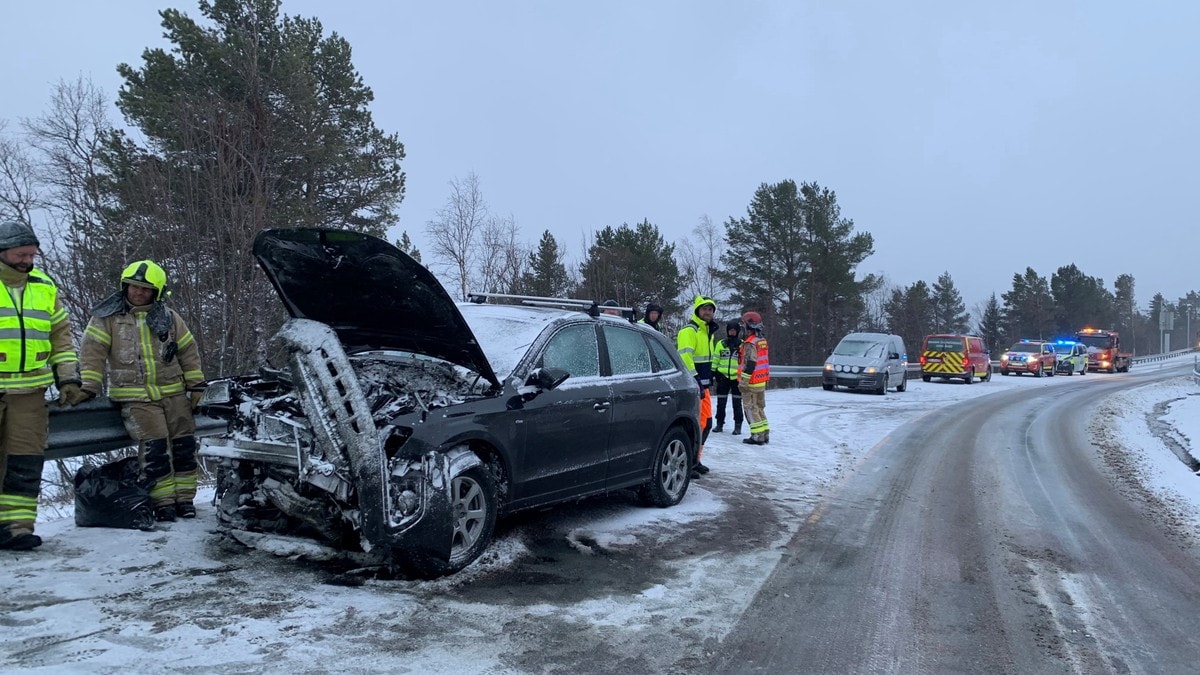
[578,220,684,317]
[930,271,969,333]
[883,281,932,356]
[516,230,570,298]
[1001,268,1055,340]
[1050,264,1114,333]
[975,293,1004,355]
[717,180,873,364]
[395,230,422,263]
[99,0,406,374]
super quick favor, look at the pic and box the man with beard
[0,221,86,550]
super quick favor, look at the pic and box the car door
[511,322,612,507]
[887,336,907,381]
[601,324,671,488]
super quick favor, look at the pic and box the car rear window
[925,338,964,352]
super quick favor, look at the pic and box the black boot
[0,530,42,550]
[732,423,742,436]
[155,506,177,522]
[176,503,197,519]
[713,424,724,433]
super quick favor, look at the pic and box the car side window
[603,325,653,376]
[648,338,679,373]
[541,324,599,378]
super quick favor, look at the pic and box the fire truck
[1074,328,1133,373]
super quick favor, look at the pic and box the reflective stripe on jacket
[714,338,741,378]
[739,335,770,389]
[80,305,205,402]
[0,269,78,391]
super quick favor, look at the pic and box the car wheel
[983,367,992,382]
[1035,366,1044,378]
[896,375,907,392]
[964,371,973,384]
[639,427,691,507]
[401,464,498,578]
[1001,369,1009,376]
[877,374,888,395]
[921,374,931,383]
[1080,365,1086,376]
[822,383,834,391]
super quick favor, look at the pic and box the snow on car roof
[457,303,579,378]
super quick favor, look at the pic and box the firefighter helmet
[741,311,764,331]
[120,260,167,301]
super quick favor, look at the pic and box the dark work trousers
[714,375,743,427]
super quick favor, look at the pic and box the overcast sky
[4,1,1197,312]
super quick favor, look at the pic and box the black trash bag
[74,456,156,530]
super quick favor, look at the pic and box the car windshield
[1009,343,1040,353]
[459,309,551,378]
[834,340,885,358]
[1076,334,1114,349]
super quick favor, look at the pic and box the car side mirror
[525,367,569,391]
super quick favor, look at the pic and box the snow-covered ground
[4,356,1198,673]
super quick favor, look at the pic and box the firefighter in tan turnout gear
[739,311,770,445]
[0,221,85,550]
[79,260,206,522]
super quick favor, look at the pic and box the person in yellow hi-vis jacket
[676,295,719,477]
[0,221,86,550]
[79,260,205,522]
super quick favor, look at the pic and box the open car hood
[253,228,499,388]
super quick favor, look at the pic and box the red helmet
[741,311,763,331]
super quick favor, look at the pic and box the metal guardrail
[43,350,1198,457]
[45,397,226,462]
[771,348,1199,388]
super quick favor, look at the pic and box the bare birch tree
[425,172,488,300]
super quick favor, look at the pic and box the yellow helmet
[120,260,167,300]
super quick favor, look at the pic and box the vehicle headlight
[865,367,877,374]
[824,363,833,371]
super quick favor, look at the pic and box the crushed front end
[200,319,488,563]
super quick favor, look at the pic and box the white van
[822,332,908,394]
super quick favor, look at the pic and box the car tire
[1036,366,1044,378]
[896,375,907,392]
[983,367,992,382]
[877,375,888,395]
[964,371,973,384]
[822,383,834,391]
[1001,369,1009,376]
[921,374,931,383]
[400,464,498,579]
[639,427,691,508]
[1080,366,1086,376]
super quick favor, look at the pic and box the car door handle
[593,402,611,412]
[657,395,672,404]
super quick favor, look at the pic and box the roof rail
[466,292,635,319]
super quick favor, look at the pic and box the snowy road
[715,360,1200,673]
[3,357,1198,673]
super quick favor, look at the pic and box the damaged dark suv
[200,228,700,577]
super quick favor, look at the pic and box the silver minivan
[822,332,909,394]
